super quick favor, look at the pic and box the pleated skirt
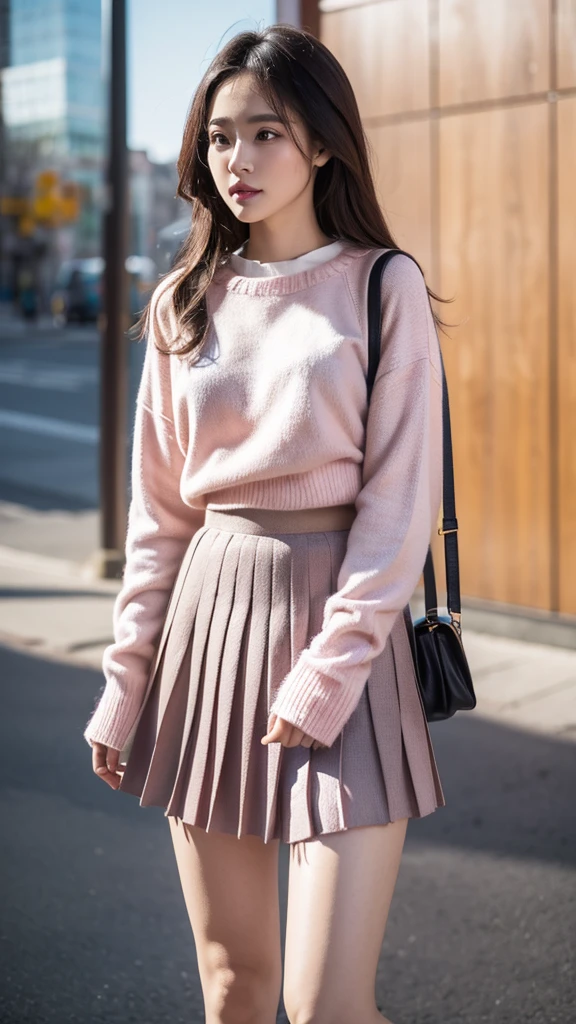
[118,504,446,844]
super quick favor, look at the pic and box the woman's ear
[313,145,332,168]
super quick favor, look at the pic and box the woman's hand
[90,741,125,789]
[261,712,328,751]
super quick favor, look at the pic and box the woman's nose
[228,139,254,175]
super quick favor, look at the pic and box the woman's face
[206,72,330,226]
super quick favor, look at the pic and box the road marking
[0,360,98,391]
[0,409,98,443]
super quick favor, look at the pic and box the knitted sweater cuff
[268,657,363,748]
[83,680,141,753]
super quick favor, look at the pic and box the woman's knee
[203,955,282,1024]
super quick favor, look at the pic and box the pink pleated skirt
[118,504,445,844]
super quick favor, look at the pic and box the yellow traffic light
[1,171,80,231]
[35,170,59,192]
[0,197,30,216]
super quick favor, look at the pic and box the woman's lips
[232,189,262,201]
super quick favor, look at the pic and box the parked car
[51,258,103,324]
[155,214,191,273]
[50,256,157,326]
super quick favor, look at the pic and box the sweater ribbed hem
[204,461,362,511]
[269,658,365,749]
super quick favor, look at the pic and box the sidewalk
[0,542,119,671]
[1,522,575,743]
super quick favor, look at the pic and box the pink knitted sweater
[83,241,444,751]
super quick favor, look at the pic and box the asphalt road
[0,319,144,515]
[1,641,575,1024]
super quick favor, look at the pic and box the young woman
[84,24,448,1024]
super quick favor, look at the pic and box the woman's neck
[241,226,335,264]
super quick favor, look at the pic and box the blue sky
[128,0,276,163]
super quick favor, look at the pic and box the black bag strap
[366,249,462,632]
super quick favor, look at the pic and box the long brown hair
[140,24,452,358]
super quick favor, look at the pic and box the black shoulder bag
[367,249,476,722]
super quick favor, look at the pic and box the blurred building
[0,0,181,311]
[0,0,104,306]
[129,149,183,263]
[280,0,576,626]
[2,0,103,158]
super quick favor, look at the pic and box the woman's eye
[209,129,280,146]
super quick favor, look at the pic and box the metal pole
[93,0,128,579]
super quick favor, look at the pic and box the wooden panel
[365,119,432,278]
[320,0,429,119]
[557,0,576,88]
[558,96,576,613]
[439,103,550,609]
[439,0,549,106]
[365,117,443,596]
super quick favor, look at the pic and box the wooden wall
[319,0,576,617]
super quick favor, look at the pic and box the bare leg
[283,818,408,1024]
[167,817,282,1024]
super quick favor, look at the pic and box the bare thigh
[167,817,282,1024]
[283,818,408,1024]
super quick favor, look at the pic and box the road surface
[0,318,144,561]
